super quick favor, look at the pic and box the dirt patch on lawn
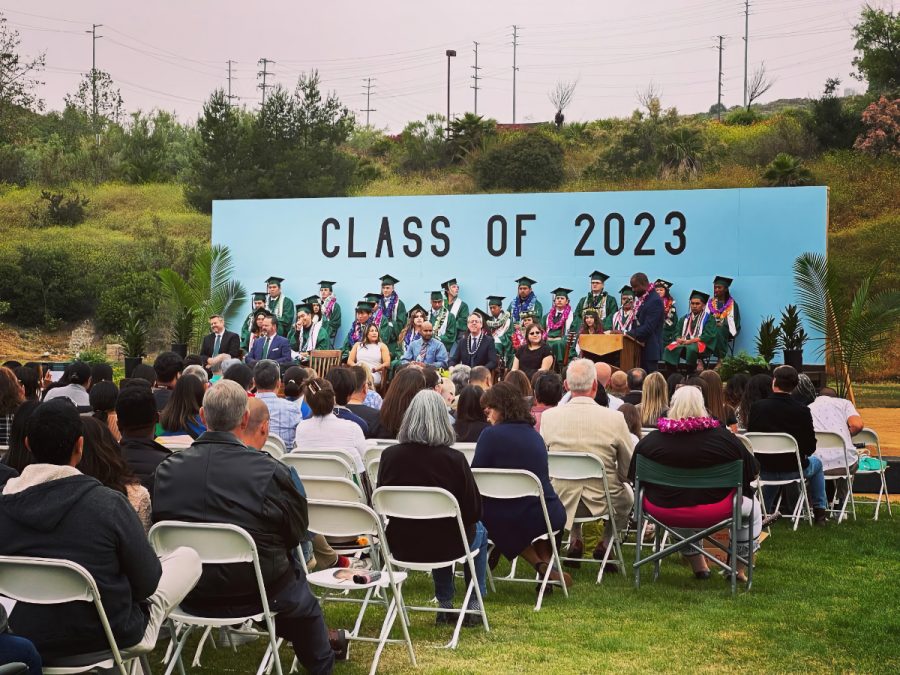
[858,408,900,456]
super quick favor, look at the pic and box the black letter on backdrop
[375,216,394,258]
[430,216,450,257]
[322,218,340,258]
[634,212,656,256]
[347,217,366,258]
[574,213,595,256]
[604,213,625,255]
[515,214,534,256]
[402,217,423,257]
[664,211,687,255]
[487,215,507,256]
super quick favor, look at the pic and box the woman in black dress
[449,312,498,371]
[511,325,554,380]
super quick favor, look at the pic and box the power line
[86,23,102,144]
[257,58,275,105]
[227,60,237,105]
[716,35,725,120]
[471,41,481,115]
[361,77,376,127]
[511,24,520,123]
[743,0,750,108]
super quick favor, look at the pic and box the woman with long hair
[504,369,533,401]
[293,378,367,472]
[724,373,749,411]
[0,366,25,446]
[348,323,391,386]
[637,371,669,428]
[90,380,121,441]
[619,402,643,446]
[699,370,738,431]
[655,279,679,345]
[158,373,206,438]
[666,372,684,400]
[396,305,427,352]
[511,324,554,380]
[453,385,488,443]
[1,399,40,472]
[373,367,427,439]
[14,366,40,402]
[79,416,152,531]
[574,309,603,358]
[737,373,773,429]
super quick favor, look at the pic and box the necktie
[212,334,222,356]
[418,341,428,362]
[262,336,271,359]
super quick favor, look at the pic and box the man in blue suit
[627,272,664,373]
[246,316,293,367]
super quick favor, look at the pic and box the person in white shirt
[293,378,366,473]
[794,376,864,474]
[43,361,91,407]
[559,362,623,410]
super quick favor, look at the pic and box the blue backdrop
[212,186,828,357]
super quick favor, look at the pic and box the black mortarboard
[654,279,673,289]
[429,291,444,302]
[408,303,426,316]
[589,271,609,282]
[713,275,733,288]
[295,303,312,315]
[472,308,490,323]
[441,278,458,290]
[690,290,710,303]
[380,274,400,286]
[355,301,375,313]
[318,280,336,290]
[253,307,273,318]
[619,285,635,297]
[486,295,505,307]
[515,276,536,288]
[364,293,381,303]
[303,295,321,306]
[551,287,573,299]
[265,276,284,286]
[252,292,267,302]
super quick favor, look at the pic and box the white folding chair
[364,445,385,468]
[852,427,892,520]
[300,500,415,675]
[371,486,489,650]
[366,456,381,486]
[450,442,476,465]
[148,521,283,675]
[547,452,626,583]
[291,447,365,485]
[471,468,569,611]
[282,453,356,483]
[299,476,367,504]
[736,434,769,533]
[262,434,287,459]
[371,439,399,447]
[815,430,857,523]
[0,556,145,675]
[744,432,813,530]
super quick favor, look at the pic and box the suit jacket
[246,333,293,366]
[747,392,817,472]
[200,330,241,359]
[449,333,498,370]
[628,290,664,364]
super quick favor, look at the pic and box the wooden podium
[578,334,642,370]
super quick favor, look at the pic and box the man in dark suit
[747,365,827,524]
[200,314,241,360]
[246,316,293,367]
[448,310,498,371]
[626,272,664,373]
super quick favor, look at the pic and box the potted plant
[778,304,809,371]
[121,311,149,377]
[718,351,771,381]
[754,315,781,366]
[170,306,195,358]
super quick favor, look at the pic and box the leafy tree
[660,125,713,179]
[396,113,449,172]
[64,69,124,133]
[95,270,160,334]
[852,5,900,95]
[853,96,900,157]
[805,78,863,150]
[708,102,726,117]
[762,153,813,186]
[118,110,192,183]
[474,132,564,191]
[0,15,46,142]
[724,108,762,125]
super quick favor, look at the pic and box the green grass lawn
[856,383,900,408]
[150,502,900,674]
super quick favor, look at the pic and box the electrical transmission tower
[471,41,481,114]
[361,77,376,127]
[227,60,238,106]
[257,58,275,105]
[511,25,520,123]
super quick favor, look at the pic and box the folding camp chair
[471,468,569,611]
[546,452,626,583]
[0,556,149,675]
[451,442,476,465]
[632,456,753,596]
[281,453,357,483]
[371,486,489,650]
[299,500,415,675]
[815,430,857,523]
[851,428,892,520]
[148,521,283,675]
[743,432,813,530]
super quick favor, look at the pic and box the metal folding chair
[281,453,357,484]
[743,432,813,530]
[815,430,857,523]
[851,428,892,520]
[450,442,476,465]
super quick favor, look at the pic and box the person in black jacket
[448,311,498,371]
[117,382,171,493]
[152,380,343,672]
[625,273,664,374]
[747,365,827,524]
[200,315,242,360]
[0,399,201,659]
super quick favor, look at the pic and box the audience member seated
[0,367,25,446]
[608,370,629,399]
[0,399,201,659]
[623,367,646,405]
[454,385,489,442]
[182,364,210,388]
[473,383,570,586]
[628,385,761,581]
[254,360,302,448]
[439,377,457,411]
[698,370,738,431]
[370,367,427,439]
[43,361,91,408]
[325,367,369,435]
[540,359,634,567]
[504,370,533,403]
[129,364,158,386]
[90,380,121,441]
[636,371,668,428]
[357,362,384,410]
[79,416,152,531]
[511,325,554,380]
[724,373,749,416]
[152,380,345,670]
[14,365,40,402]
[117,383,171,493]
[207,353,230,383]
[468,365,492,391]
[747,365,827,525]
[0,605,41,673]
[736,373,772,429]
[666,372,684,399]
[90,363,114,386]
[531,372,563,432]
[151,352,184,411]
[596,363,622,410]
[347,323,391,386]
[293,378,367,473]
[223,362,254,393]
[157,373,206,440]
[347,365,381,434]
[619,403,643,447]
[449,364,471,392]
[377,390,487,623]
[1,401,40,474]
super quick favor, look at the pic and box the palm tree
[793,252,900,402]
[762,153,813,187]
[158,244,247,354]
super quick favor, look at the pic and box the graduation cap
[429,291,444,302]
[654,279,673,289]
[252,292,267,302]
[551,287,573,299]
[441,278,458,290]
[589,271,609,282]
[355,301,375,313]
[472,308,491,323]
[519,309,536,319]
[408,303,427,316]
[690,289,711,303]
[619,285,635,298]
[318,280,336,290]
[713,275,733,288]
[295,303,312,315]
[303,295,321,306]
[380,274,400,286]
[515,276,537,288]
[265,276,284,286]
[486,295,505,307]
[364,293,382,304]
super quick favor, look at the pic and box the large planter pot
[170,343,188,358]
[124,356,142,378]
[783,349,803,371]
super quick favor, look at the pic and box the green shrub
[396,114,449,173]
[28,190,90,227]
[474,132,565,191]
[724,108,763,125]
[74,348,109,365]
[762,153,814,186]
[95,270,160,334]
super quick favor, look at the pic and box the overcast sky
[2,0,877,132]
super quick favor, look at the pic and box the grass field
[150,502,900,674]
[856,383,900,409]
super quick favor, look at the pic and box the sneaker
[328,628,349,661]
[435,600,454,625]
[813,508,828,526]
[462,600,483,628]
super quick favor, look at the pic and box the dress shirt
[401,337,449,368]
[255,391,303,449]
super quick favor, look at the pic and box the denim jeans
[761,455,827,510]
[0,633,42,674]
[432,521,488,605]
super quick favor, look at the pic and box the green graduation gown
[320,299,342,347]
[545,306,576,367]
[240,311,257,351]
[445,296,470,341]
[662,299,679,345]
[485,311,514,368]
[507,297,544,325]
[378,298,407,361]
[288,322,330,362]
[662,311,719,369]
[266,294,295,338]
[573,292,617,332]
[430,306,458,352]
[706,298,741,358]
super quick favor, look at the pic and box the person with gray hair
[378,390,488,625]
[449,363,471,391]
[153,378,348,668]
[206,353,230,383]
[540,358,634,568]
[182,364,209,388]
[254,360,303,449]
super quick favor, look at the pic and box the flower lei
[663,297,676,325]
[373,292,399,326]
[707,297,734,324]
[511,291,537,322]
[513,324,546,350]
[681,311,708,340]
[658,416,720,433]
[350,318,372,344]
[486,310,510,334]
[403,327,421,347]
[546,304,572,332]
[322,296,337,317]
[431,306,448,334]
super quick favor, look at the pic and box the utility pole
[226,60,237,106]
[85,23,103,144]
[743,0,750,108]
[471,41,481,114]
[361,77,376,127]
[716,35,724,121]
[257,58,275,105]
[511,25,520,123]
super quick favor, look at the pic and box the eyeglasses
[528,331,542,336]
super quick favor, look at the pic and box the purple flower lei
[657,416,721,433]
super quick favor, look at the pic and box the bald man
[236,398,272,454]
[596,363,623,410]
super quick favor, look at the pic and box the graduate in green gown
[340,301,375,362]
[508,277,544,324]
[545,287,577,367]
[318,280,341,348]
[240,292,268,351]
[441,278,470,341]
[654,279,679,346]
[663,290,718,371]
[265,276,294,338]
[288,303,330,365]
[429,291,457,352]
[706,275,741,358]
[374,274,407,360]
[604,286,636,332]
[574,271,617,331]
[485,295,514,368]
